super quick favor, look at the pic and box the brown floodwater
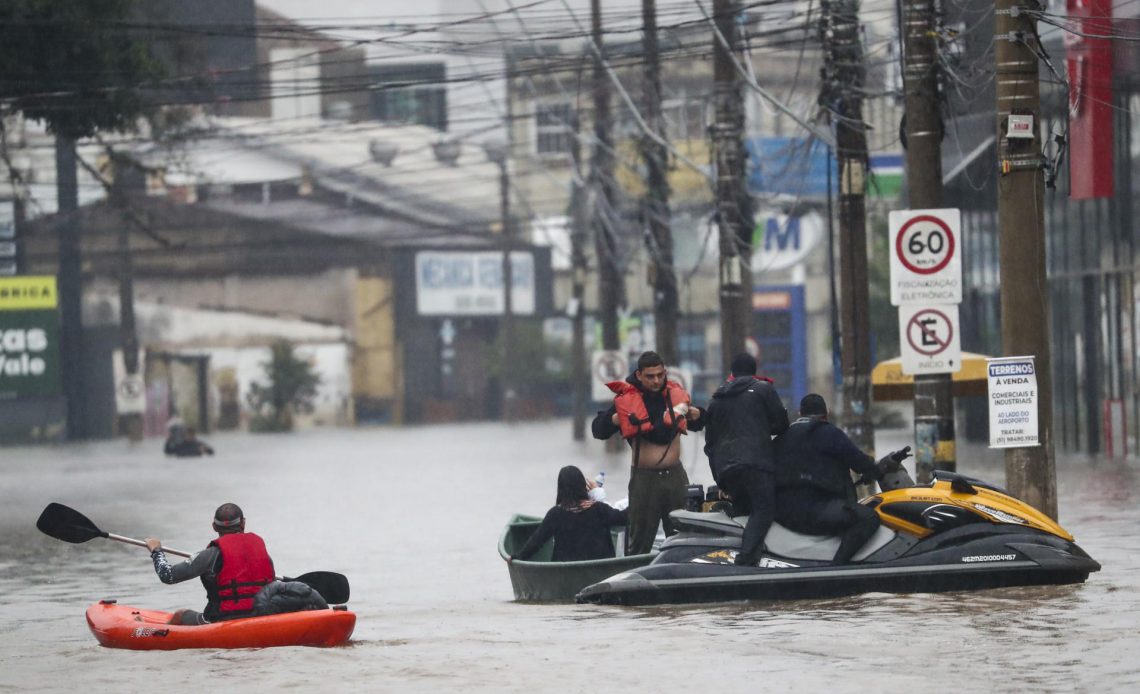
[1,421,1136,692]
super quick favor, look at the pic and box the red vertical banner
[1065,0,1114,199]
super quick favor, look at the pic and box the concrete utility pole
[111,154,143,442]
[820,0,874,454]
[12,197,27,274]
[496,151,516,422]
[994,0,1057,517]
[591,0,623,354]
[570,113,589,440]
[902,0,954,480]
[55,135,86,440]
[712,0,752,371]
[641,0,678,365]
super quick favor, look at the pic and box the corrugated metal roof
[203,197,497,249]
[140,118,506,230]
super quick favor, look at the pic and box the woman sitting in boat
[510,466,628,563]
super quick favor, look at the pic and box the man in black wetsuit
[774,394,909,565]
[703,353,789,566]
[144,503,274,625]
[592,351,704,554]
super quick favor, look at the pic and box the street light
[482,139,515,422]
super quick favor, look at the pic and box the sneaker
[733,553,758,567]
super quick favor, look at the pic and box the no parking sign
[899,305,961,375]
[591,350,627,402]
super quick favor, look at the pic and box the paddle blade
[288,571,350,605]
[36,503,108,544]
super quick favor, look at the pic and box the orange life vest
[208,532,274,616]
[606,379,691,439]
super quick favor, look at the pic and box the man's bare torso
[631,436,683,469]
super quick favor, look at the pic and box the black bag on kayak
[252,580,329,616]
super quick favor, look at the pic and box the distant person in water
[165,426,214,457]
[510,466,628,562]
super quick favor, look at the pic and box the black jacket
[703,376,789,481]
[773,416,877,504]
[513,503,629,562]
[591,373,705,445]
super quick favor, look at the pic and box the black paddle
[36,502,349,604]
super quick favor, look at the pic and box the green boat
[498,514,655,602]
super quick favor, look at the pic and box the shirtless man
[592,351,704,554]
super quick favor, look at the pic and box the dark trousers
[776,486,881,564]
[720,465,775,562]
[627,465,689,555]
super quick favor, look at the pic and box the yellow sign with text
[0,276,59,310]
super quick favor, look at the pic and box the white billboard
[415,251,535,316]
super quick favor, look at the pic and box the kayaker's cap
[213,503,244,530]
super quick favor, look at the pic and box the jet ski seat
[760,522,896,562]
[669,509,896,563]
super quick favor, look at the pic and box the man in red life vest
[144,503,275,625]
[592,351,705,554]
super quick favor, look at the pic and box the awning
[871,352,992,401]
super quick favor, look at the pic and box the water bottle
[590,472,607,503]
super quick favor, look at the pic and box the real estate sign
[986,355,1040,449]
[0,276,61,398]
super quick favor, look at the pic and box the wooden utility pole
[712,0,752,371]
[570,113,589,440]
[821,0,874,454]
[994,0,1057,517]
[591,0,622,353]
[55,135,86,440]
[902,0,954,480]
[641,0,678,365]
[111,154,143,442]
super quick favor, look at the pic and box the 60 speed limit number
[888,209,962,306]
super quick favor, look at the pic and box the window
[370,63,448,131]
[534,103,573,156]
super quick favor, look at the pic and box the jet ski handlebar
[860,447,913,488]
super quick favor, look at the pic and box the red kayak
[86,600,355,650]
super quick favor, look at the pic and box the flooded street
[2,420,1138,692]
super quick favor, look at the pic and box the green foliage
[246,341,322,433]
[486,321,571,397]
[0,0,163,138]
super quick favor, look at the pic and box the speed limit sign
[888,209,962,306]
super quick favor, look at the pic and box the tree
[247,341,322,432]
[0,0,162,138]
[1,1,161,440]
[485,320,572,418]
